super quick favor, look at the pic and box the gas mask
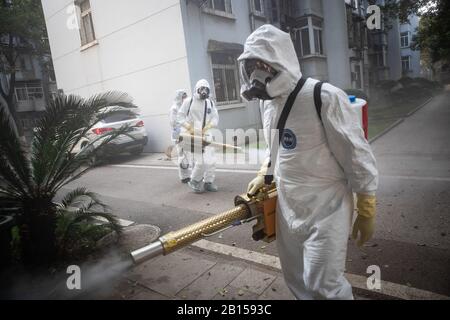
[240,59,278,101]
[197,86,210,100]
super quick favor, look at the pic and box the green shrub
[0,92,135,266]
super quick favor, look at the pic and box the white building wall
[322,0,352,88]
[41,0,191,152]
[180,0,263,132]
[387,19,402,80]
[399,15,421,78]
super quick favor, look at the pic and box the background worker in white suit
[178,79,219,193]
[239,25,378,300]
[169,89,191,183]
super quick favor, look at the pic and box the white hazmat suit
[238,25,378,300]
[178,80,219,188]
[169,89,190,181]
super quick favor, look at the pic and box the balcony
[16,97,45,112]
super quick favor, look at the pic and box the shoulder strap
[314,81,324,122]
[202,99,209,129]
[187,97,193,116]
[265,77,307,185]
[275,77,307,143]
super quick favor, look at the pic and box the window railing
[15,86,44,102]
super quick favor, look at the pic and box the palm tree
[0,91,137,266]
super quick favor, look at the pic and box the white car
[73,106,148,157]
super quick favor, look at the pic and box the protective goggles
[197,86,210,95]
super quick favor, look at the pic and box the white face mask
[266,71,295,98]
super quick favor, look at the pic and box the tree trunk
[19,200,57,268]
[4,73,25,138]
[5,96,24,139]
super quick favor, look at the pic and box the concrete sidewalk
[101,246,296,300]
[92,244,394,300]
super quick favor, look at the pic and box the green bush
[55,187,122,260]
[375,80,398,91]
[0,92,135,266]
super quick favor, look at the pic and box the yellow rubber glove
[184,123,194,135]
[247,175,265,196]
[352,194,376,247]
[247,159,270,196]
[202,123,212,135]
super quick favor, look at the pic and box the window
[78,0,96,46]
[292,17,324,57]
[206,0,232,14]
[270,0,278,23]
[15,88,28,101]
[345,0,358,9]
[370,52,385,67]
[252,0,264,16]
[313,29,323,55]
[19,56,30,71]
[312,18,323,54]
[299,29,311,56]
[401,56,411,72]
[400,32,409,48]
[211,52,240,105]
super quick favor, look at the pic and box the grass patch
[369,95,430,120]
[368,119,399,140]
[368,94,432,139]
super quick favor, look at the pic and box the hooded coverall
[169,89,190,180]
[178,79,219,184]
[238,25,378,300]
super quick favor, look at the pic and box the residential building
[42,0,269,152]
[0,36,57,134]
[42,0,420,152]
[399,14,421,77]
[274,0,373,93]
[367,0,423,86]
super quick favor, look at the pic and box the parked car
[73,106,148,158]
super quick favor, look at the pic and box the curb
[369,119,404,144]
[369,97,433,144]
[191,239,450,300]
[406,97,433,117]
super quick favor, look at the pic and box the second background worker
[178,79,219,193]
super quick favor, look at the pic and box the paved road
[65,91,450,297]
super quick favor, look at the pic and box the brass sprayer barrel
[131,204,250,264]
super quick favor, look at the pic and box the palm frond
[71,210,122,235]
[0,108,32,195]
[58,187,108,212]
[56,207,122,245]
[49,124,135,192]
[30,91,137,194]
[0,158,30,199]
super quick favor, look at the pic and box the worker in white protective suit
[178,79,219,193]
[238,25,378,300]
[169,89,191,183]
